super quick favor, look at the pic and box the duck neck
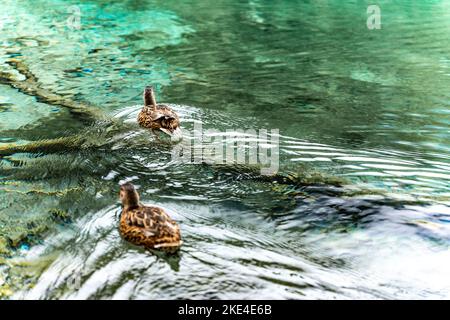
[122,195,140,211]
[123,204,139,211]
[144,88,158,110]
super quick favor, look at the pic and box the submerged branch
[0,136,84,157]
[0,59,104,123]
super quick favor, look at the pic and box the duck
[137,86,181,138]
[119,182,182,253]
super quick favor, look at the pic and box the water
[1,0,450,299]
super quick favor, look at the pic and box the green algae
[0,239,9,255]
[1,251,61,299]
[0,284,14,299]
[48,209,71,223]
[0,184,80,258]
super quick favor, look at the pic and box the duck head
[119,183,140,209]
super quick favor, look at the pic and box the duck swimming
[137,86,181,138]
[119,183,182,253]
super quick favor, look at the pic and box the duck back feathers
[119,183,182,253]
[138,86,181,135]
[120,205,182,253]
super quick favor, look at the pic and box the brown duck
[137,86,181,137]
[119,183,182,253]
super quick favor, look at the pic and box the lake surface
[1,0,450,299]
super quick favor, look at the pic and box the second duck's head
[119,183,140,209]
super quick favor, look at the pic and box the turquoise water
[1,0,450,299]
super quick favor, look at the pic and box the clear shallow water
[1,0,450,299]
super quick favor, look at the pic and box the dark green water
[1,0,450,299]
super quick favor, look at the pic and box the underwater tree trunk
[0,58,124,156]
[0,136,84,157]
[0,59,104,123]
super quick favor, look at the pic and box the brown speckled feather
[138,105,180,133]
[120,205,182,253]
